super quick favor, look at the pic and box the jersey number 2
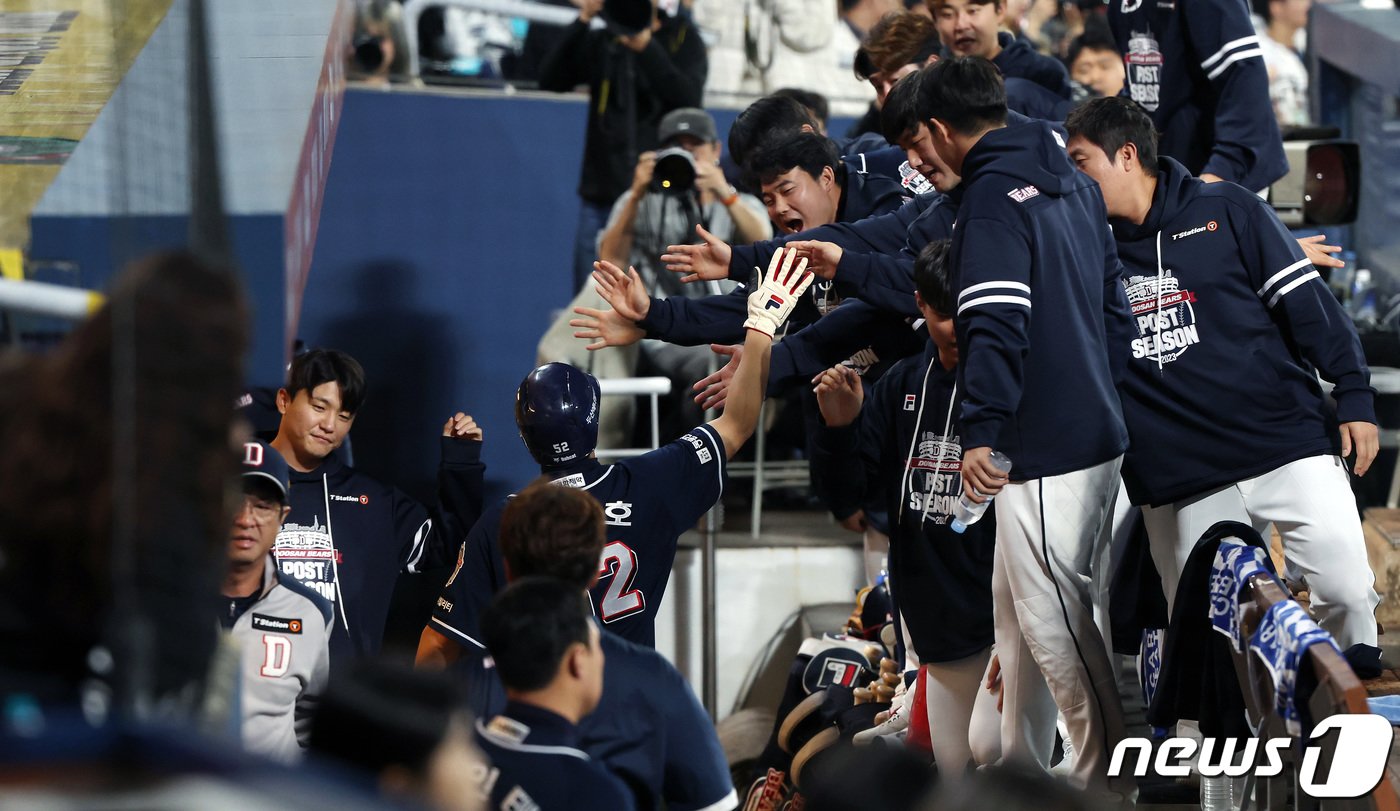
[597,541,645,623]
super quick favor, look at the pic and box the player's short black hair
[309,660,465,776]
[854,47,875,80]
[1065,96,1159,177]
[880,68,927,144]
[773,87,830,131]
[482,576,595,693]
[913,239,954,316]
[499,477,606,589]
[729,95,821,167]
[916,56,1007,136]
[1250,0,1272,22]
[284,347,366,415]
[745,132,841,189]
[1065,24,1119,69]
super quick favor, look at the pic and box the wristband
[721,188,740,207]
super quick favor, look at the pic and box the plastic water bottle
[1200,773,1237,811]
[949,451,1012,533]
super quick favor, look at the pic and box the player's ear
[563,641,588,681]
[275,388,291,414]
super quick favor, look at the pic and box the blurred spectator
[1056,0,1106,59]
[269,348,486,666]
[309,661,483,811]
[476,578,636,810]
[222,441,330,763]
[1252,0,1311,126]
[538,0,707,293]
[1066,24,1124,100]
[694,0,867,115]
[928,0,1073,97]
[0,252,245,717]
[774,86,833,133]
[1020,0,1070,56]
[348,0,410,83]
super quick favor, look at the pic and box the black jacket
[1147,521,1276,738]
[539,15,707,206]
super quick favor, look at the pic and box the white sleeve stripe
[404,518,433,573]
[1205,47,1264,80]
[959,280,1031,301]
[1267,270,1321,307]
[1256,257,1314,297]
[686,788,740,811]
[958,294,1033,315]
[1200,34,1260,69]
[430,616,486,650]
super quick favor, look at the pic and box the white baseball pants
[993,456,1132,796]
[1141,453,1379,649]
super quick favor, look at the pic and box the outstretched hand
[785,240,843,281]
[570,306,645,350]
[592,260,651,321]
[662,224,733,283]
[1298,235,1345,270]
[692,343,741,410]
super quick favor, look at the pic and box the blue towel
[1367,695,1400,725]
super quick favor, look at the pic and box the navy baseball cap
[241,440,290,502]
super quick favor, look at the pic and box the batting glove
[744,247,815,338]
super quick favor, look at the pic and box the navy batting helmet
[515,363,601,470]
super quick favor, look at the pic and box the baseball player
[221,440,332,763]
[474,577,636,811]
[418,246,813,654]
[435,479,737,811]
[811,239,1003,772]
[268,348,486,665]
[1108,0,1287,191]
[1064,97,1380,653]
[919,57,1134,795]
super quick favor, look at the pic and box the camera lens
[651,147,697,193]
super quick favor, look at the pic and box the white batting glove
[744,247,815,338]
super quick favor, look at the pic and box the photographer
[538,0,708,294]
[597,108,770,300]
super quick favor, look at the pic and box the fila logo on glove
[765,294,785,310]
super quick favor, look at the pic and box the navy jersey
[474,702,637,811]
[432,424,726,648]
[454,626,736,811]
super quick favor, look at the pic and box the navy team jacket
[1109,0,1287,192]
[811,339,995,662]
[1112,157,1374,507]
[950,119,1131,480]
